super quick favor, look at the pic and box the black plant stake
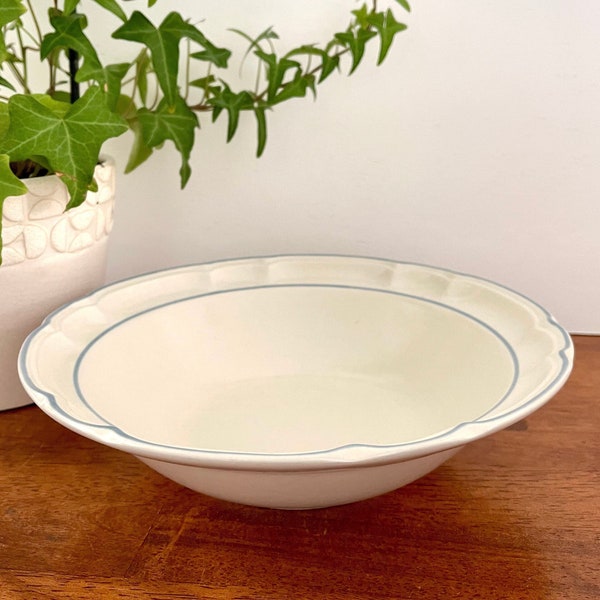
[68,47,80,103]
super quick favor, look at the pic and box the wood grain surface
[0,336,598,600]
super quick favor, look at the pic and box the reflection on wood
[0,336,598,599]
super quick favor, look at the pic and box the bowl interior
[75,285,516,454]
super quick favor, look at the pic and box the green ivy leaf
[394,0,411,13]
[31,93,71,117]
[318,53,340,83]
[208,85,254,143]
[367,10,408,65]
[91,0,128,22]
[137,95,198,187]
[159,12,231,69]
[114,11,231,105]
[113,11,179,105]
[334,28,377,74]
[0,35,9,65]
[113,95,154,173]
[351,4,370,29]
[0,87,127,209]
[0,102,8,138]
[253,105,268,158]
[40,12,104,84]
[0,0,25,28]
[190,45,231,69]
[188,74,216,89]
[104,62,130,110]
[254,51,301,102]
[63,0,80,15]
[47,90,71,104]
[134,49,150,106]
[273,73,314,105]
[0,154,26,199]
[230,26,279,66]
[0,154,28,265]
[0,75,15,92]
[124,117,153,173]
[285,46,340,83]
[0,1,22,69]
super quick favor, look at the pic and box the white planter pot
[0,158,116,411]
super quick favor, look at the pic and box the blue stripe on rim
[18,254,573,460]
[70,283,521,453]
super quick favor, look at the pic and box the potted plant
[0,0,410,410]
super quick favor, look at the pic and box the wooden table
[0,336,598,600]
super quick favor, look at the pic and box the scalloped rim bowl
[19,255,573,509]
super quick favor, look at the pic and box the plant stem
[25,0,44,45]
[184,38,191,101]
[7,61,28,94]
[149,75,160,110]
[253,44,351,104]
[200,64,212,105]
[15,26,29,91]
[25,0,56,92]
[188,41,352,114]
[254,57,262,96]
[188,102,213,112]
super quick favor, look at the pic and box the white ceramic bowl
[19,255,573,509]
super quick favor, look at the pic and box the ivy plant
[0,0,411,262]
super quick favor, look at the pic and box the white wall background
[98,1,600,333]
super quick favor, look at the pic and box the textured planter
[0,158,116,411]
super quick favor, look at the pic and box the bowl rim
[18,254,574,471]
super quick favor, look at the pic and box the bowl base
[139,447,462,509]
